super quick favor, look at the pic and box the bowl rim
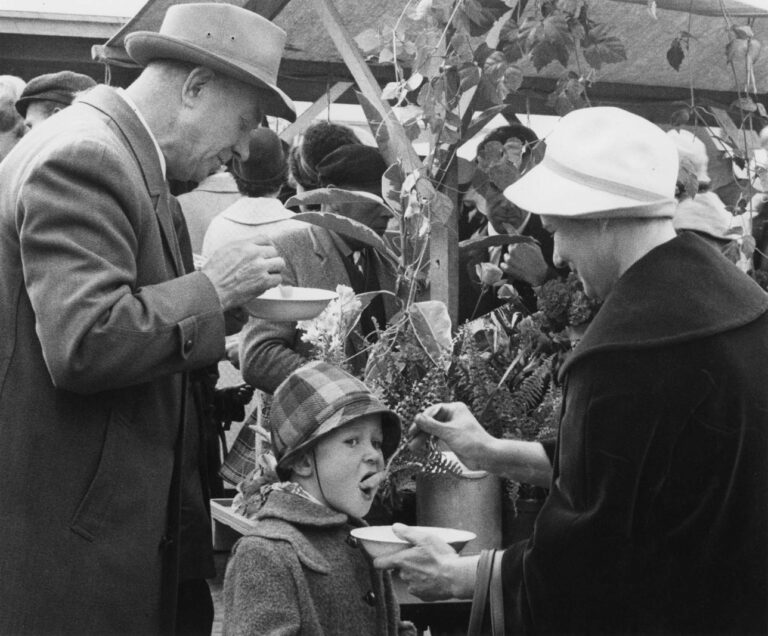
[350,525,476,545]
[256,286,338,302]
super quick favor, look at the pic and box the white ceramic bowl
[245,286,337,321]
[350,525,476,559]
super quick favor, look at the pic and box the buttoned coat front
[223,490,413,636]
[0,86,225,634]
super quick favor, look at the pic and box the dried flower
[297,284,362,368]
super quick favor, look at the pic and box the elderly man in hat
[0,4,295,635]
[15,69,97,129]
[375,107,768,635]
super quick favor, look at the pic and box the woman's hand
[373,524,479,601]
[412,402,496,472]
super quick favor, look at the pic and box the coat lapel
[78,86,184,276]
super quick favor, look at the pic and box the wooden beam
[278,81,353,142]
[243,0,294,20]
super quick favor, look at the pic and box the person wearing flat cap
[239,143,398,396]
[0,4,296,635]
[15,69,97,130]
[376,107,768,635]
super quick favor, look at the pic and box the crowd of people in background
[0,2,767,635]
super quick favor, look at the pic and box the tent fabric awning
[0,0,766,122]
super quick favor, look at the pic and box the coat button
[183,338,193,354]
[363,590,376,606]
[346,534,359,548]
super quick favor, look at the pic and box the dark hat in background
[231,127,288,189]
[15,71,96,117]
[316,144,387,191]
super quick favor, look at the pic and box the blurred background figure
[458,122,563,323]
[15,70,96,130]
[177,167,242,255]
[287,120,361,208]
[667,128,747,268]
[0,75,26,163]
[202,126,292,258]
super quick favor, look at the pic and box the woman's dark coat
[502,233,768,634]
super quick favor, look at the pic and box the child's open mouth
[359,471,384,498]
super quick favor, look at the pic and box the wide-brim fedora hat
[125,3,296,122]
[504,106,678,219]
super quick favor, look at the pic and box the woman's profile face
[542,214,618,302]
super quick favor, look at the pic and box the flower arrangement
[297,284,363,370]
[286,267,600,513]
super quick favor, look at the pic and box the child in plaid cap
[223,361,416,635]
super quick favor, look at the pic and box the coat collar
[78,86,166,197]
[247,490,363,574]
[221,197,293,225]
[78,85,183,275]
[560,232,768,377]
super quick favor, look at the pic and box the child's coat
[223,490,415,635]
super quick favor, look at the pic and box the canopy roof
[0,0,766,122]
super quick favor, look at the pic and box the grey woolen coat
[223,490,415,635]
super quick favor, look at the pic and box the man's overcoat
[0,86,225,634]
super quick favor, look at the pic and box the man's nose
[233,134,251,163]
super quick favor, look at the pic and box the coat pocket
[69,409,134,542]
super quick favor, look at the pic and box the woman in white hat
[375,107,768,635]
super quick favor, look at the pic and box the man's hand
[413,402,495,472]
[373,524,479,601]
[202,237,284,311]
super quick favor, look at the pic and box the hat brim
[15,90,74,117]
[504,161,676,219]
[277,405,401,474]
[125,31,296,122]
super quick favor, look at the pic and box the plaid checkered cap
[270,361,401,474]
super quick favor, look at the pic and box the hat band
[544,155,675,204]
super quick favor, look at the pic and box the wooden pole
[309,0,459,326]
[278,81,353,143]
[309,0,420,172]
